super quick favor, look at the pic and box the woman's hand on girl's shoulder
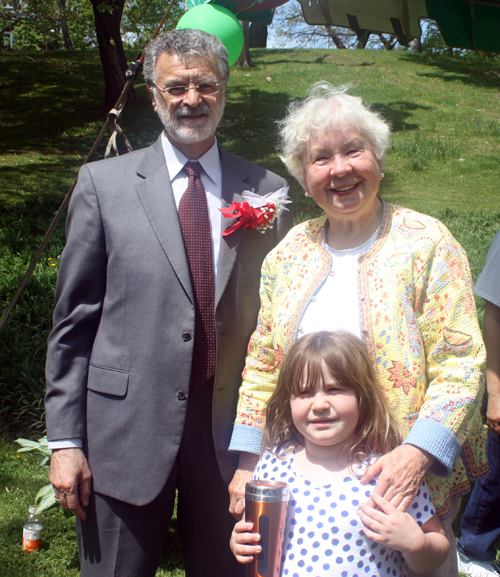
[230,520,262,564]
[360,445,433,511]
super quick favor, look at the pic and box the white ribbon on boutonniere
[219,187,291,237]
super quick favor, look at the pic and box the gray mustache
[175,105,211,118]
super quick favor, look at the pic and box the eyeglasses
[153,81,223,100]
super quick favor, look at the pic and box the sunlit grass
[392,133,460,172]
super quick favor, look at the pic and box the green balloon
[176,4,244,67]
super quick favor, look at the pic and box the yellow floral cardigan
[232,202,487,518]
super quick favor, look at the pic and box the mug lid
[245,480,289,502]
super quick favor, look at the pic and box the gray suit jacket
[45,136,292,506]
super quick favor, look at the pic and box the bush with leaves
[14,436,66,515]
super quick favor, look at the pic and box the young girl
[231,331,449,577]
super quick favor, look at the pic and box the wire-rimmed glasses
[152,81,223,100]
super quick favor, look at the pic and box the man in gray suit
[45,29,291,576]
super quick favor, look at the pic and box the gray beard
[155,96,224,145]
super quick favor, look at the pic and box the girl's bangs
[289,352,328,395]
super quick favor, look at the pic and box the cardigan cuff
[229,424,263,455]
[403,418,461,477]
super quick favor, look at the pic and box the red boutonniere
[219,187,291,237]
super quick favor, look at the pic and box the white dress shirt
[161,132,223,278]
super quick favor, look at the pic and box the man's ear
[148,86,157,112]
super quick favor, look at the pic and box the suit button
[177,391,187,401]
[182,332,191,342]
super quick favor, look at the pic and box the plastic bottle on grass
[23,505,42,552]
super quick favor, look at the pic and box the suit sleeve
[45,164,107,442]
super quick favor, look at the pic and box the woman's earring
[304,191,310,197]
[381,172,385,178]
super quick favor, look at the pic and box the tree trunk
[356,30,370,49]
[57,0,74,50]
[379,33,397,51]
[236,21,252,67]
[410,37,422,53]
[325,26,346,49]
[249,22,267,48]
[90,0,136,109]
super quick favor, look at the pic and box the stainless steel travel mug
[245,480,289,577]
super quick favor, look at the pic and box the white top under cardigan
[300,225,380,340]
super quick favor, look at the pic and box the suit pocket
[88,364,129,397]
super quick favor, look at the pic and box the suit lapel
[135,137,193,302]
[215,147,252,308]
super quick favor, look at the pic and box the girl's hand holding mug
[230,520,262,564]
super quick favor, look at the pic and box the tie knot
[184,161,202,179]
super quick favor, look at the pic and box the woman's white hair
[278,83,391,186]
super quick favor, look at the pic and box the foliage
[121,0,183,49]
[1,0,183,53]
[3,0,96,51]
[420,19,456,56]
[15,436,59,514]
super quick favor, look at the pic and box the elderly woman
[228,84,487,577]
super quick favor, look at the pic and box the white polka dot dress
[254,451,436,577]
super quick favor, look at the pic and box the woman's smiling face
[303,129,383,225]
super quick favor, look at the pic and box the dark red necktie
[177,161,216,392]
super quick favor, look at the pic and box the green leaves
[34,483,59,514]
[14,437,59,514]
[15,437,51,466]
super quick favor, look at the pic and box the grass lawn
[1,46,499,575]
[0,440,184,576]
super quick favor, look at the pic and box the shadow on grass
[372,101,430,133]
[0,52,160,161]
[219,85,429,164]
[218,86,290,166]
[249,48,336,66]
[398,53,500,90]
[0,52,106,154]
[0,195,65,252]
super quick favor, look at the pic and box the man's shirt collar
[161,132,220,184]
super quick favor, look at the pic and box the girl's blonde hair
[262,331,401,467]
